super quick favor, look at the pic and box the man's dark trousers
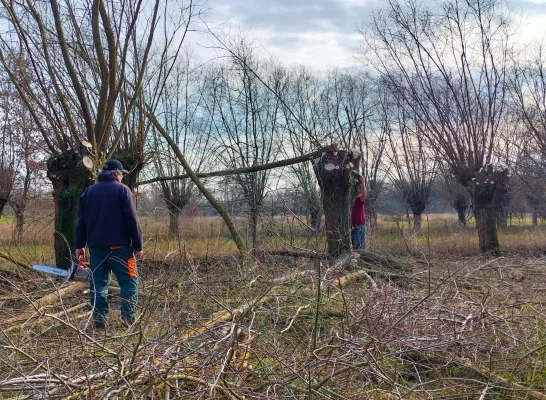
[89,246,138,327]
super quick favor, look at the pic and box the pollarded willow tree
[321,70,388,232]
[206,42,286,252]
[282,66,325,232]
[366,0,512,254]
[148,57,211,238]
[382,90,437,231]
[0,0,201,267]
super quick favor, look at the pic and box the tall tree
[149,57,211,238]
[207,44,285,252]
[0,0,199,267]
[383,92,437,231]
[367,0,512,254]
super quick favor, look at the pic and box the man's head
[102,159,128,182]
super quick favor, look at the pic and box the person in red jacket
[351,175,367,250]
[75,159,143,329]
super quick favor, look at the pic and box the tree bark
[168,208,181,238]
[453,194,468,226]
[313,146,361,258]
[137,145,336,186]
[471,164,509,256]
[413,213,422,231]
[532,209,538,227]
[12,204,25,244]
[47,153,93,269]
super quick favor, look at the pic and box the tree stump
[313,146,361,258]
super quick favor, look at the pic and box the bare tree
[0,0,200,267]
[511,44,546,157]
[383,91,437,231]
[436,166,471,226]
[366,0,512,254]
[206,42,285,252]
[149,56,210,238]
[0,73,17,217]
[281,66,326,232]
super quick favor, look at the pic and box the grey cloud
[212,0,382,35]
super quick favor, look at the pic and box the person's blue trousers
[89,246,138,328]
[351,225,366,250]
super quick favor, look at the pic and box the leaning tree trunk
[471,164,509,256]
[47,153,94,269]
[313,146,361,258]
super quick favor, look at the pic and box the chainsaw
[32,259,91,281]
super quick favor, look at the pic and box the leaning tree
[366,0,512,254]
[0,0,200,267]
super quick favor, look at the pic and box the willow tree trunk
[453,194,468,226]
[313,146,361,258]
[471,164,509,256]
[47,153,93,269]
[413,213,422,231]
[12,204,25,244]
[168,209,182,238]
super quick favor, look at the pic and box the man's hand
[75,248,86,261]
[134,250,144,260]
[359,175,365,184]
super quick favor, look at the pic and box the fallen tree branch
[137,144,337,185]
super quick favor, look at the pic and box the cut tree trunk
[47,153,93,269]
[313,146,361,258]
[471,164,509,255]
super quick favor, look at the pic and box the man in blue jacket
[75,159,143,329]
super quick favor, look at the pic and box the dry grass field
[0,212,545,399]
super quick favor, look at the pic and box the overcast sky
[189,0,546,69]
